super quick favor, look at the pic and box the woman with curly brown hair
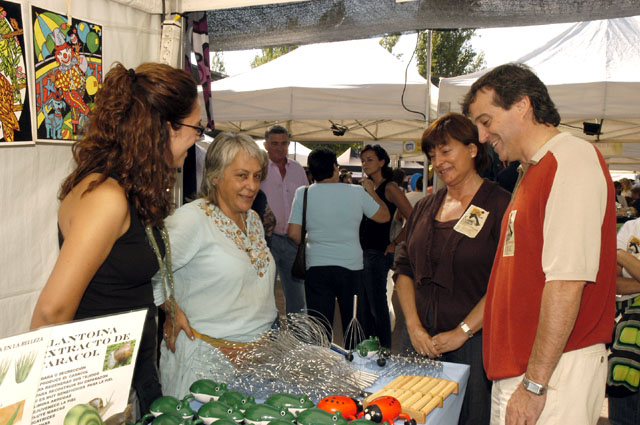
[30,62,200,415]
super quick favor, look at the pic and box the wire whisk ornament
[190,313,378,402]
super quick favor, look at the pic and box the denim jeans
[269,233,306,315]
[609,390,640,425]
[358,249,394,348]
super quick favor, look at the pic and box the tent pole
[424,29,434,194]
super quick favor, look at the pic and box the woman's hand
[163,302,193,353]
[431,327,468,354]
[407,324,441,358]
[362,178,376,195]
[384,242,396,255]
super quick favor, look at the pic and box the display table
[189,355,470,425]
[362,360,470,425]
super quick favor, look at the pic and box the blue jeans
[269,234,306,315]
[358,249,394,348]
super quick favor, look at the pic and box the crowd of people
[28,60,636,425]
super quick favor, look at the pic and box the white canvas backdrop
[0,0,162,338]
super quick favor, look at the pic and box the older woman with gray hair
[153,131,278,398]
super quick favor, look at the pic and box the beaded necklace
[145,225,176,326]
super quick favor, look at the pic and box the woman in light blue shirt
[288,148,389,344]
[153,132,277,398]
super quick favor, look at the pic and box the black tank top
[58,203,165,319]
[360,180,397,252]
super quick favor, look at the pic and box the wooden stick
[410,393,434,411]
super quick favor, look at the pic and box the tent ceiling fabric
[203,0,640,51]
[438,16,640,146]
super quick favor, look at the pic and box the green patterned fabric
[608,295,640,396]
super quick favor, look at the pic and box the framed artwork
[32,5,102,141]
[0,0,31,143]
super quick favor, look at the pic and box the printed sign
[0,328,49,425]
[0,309,147,425]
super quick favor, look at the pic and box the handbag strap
[301,187,308,240]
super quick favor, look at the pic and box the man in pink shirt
[261,125,309,314]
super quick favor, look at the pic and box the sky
[219,22,575,77]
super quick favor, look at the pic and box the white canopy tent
[209,38,438,143]
[437,16,640,168]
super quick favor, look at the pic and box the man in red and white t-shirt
[463,63,616,425]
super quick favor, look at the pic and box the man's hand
[505,383,547,425]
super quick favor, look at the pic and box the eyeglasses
[176,122,205,137]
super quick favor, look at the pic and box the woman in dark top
[30,62,200,416]
[359,144,412,348]
[394,113,510,425]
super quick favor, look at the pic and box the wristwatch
[459,321,474,338]
[522,375,547,395]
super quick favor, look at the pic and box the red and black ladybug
[318,395,363,420]
[360,396,416,425]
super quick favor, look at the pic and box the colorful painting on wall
[0,0,31,143]
[32,6,102,141]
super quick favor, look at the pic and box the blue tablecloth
[362,360,470,425]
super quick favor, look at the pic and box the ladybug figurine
[317,395,363,420]
[360,396,416,425]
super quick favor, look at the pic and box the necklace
[199,201,270,277]
[145,225,176,325]
[237,212,247,234]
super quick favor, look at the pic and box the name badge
[503,210,517,257]
[453,204,489,238]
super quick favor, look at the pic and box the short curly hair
[200,132,268,205]
[462,63,560,127]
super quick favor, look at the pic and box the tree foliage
[211,51,226,74]
[381,30,485,86]
[251,46,298,68]
[419,30,485,86]
[379,33,402,59]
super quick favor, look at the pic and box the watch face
[523,377,546,395]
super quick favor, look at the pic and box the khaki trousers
[490,344,607,425]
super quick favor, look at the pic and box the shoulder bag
[291,187,308,280]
